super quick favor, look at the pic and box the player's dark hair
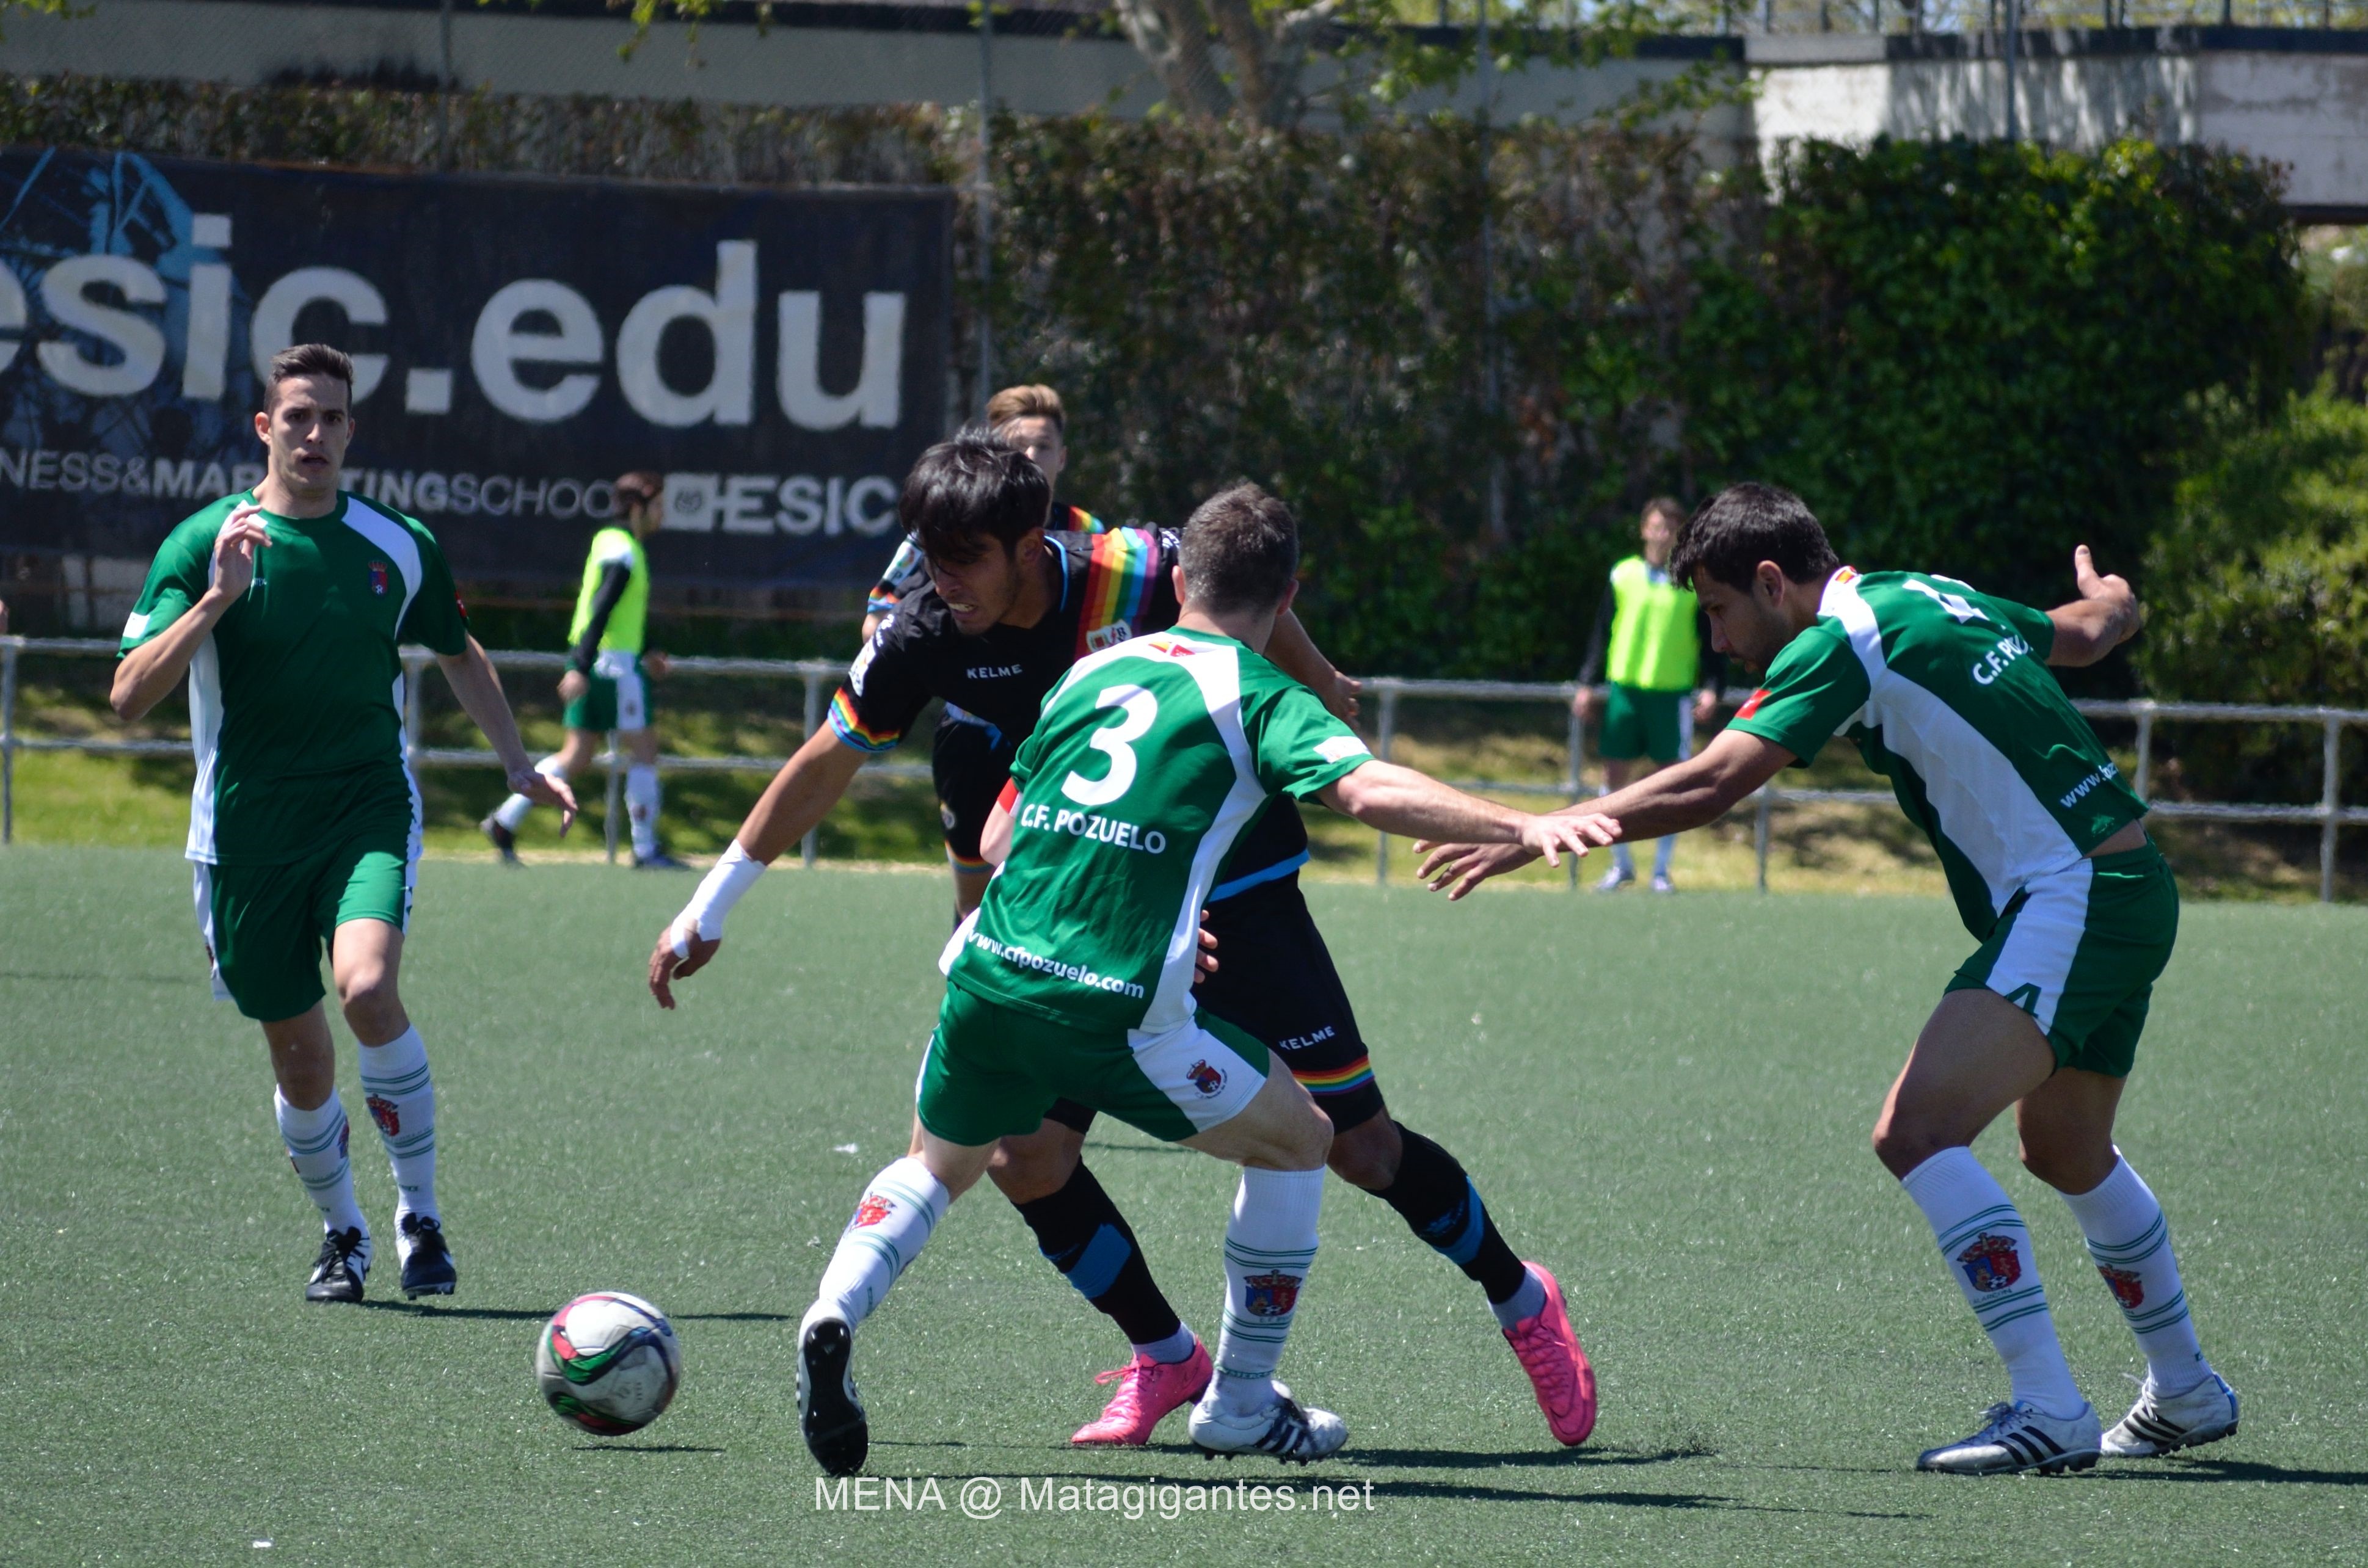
[902,427,1052,567]
[1671,482,1841,592]
[614,471,661,506]
[1181,482,1299,615]
[263,343,354,410]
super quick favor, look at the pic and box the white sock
[275,1089,366,1236]
[1490,1264,1548,1332]
[1652,833,1676,877]
[1211,1166,1324,1414]
[357,1027,436,1223]
[492,757,568,832]
[626,764,661,858]
[2059,1155,2210,1395]
[808,1156,951,1330]
[1900,1149,2086,1418]
[1134,1324,1198,1365]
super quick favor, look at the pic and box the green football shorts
[917,982,1272,1147]
[192,819,418,1022]
[563,652,649,734]
[1599,681,1692,764]
[1945,841,2179,1078]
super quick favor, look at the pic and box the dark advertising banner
[0,149,951,587]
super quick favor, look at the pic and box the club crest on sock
[366,1094,401,1136]
[853,1193,895,1228]
[2098,1265,2145,1309]
[1242,1272,1302,1318]
[1956,1233,2023,1293]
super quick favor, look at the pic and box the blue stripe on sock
[1052,1224,1134,1301]
[1419,1180,1487,1267]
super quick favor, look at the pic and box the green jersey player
[1420,483,2236,1475]
[786,481,1613,1475]
[111,344,575,1305]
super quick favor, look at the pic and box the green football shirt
[118,490,473,866]
[1725,567,2146,936]
[943,627,1373,1035]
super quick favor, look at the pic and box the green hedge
[2136,391,2368,800]
[4,74,2305,679]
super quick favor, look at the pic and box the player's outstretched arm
[439,636,577,830]
[111,504,269,721]
[1318,761,1617,865]
[2044,545,2143,668]
[1415,728,1792,900]
[647,728,870,1007]
[1267,610,1363,722]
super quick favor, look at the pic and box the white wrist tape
[672,841,765,955]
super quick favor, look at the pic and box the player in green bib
[112,344,574,1305]
[484,471,680,867]
[1574,497,1723,891]
[789,484,1612,1475]
[1419,484,2237,1475]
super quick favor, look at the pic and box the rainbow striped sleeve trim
[1292,1056,1375,1097]
[827,688,902,753]
[1075,527,1166,659]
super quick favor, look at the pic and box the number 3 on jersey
[1062,684,1157,807]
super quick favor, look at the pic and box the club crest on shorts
[853,1193,895,1228]
[1242,1272,1302,1318]
[368,561,389,595]
[1186,1059,1225,1097]
[1956,1233,2023,1293]
[2099,1265,2145,1309]
[1084,621,1133,653]
[366,1093,401,1137]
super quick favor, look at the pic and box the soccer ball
[534,1291,682,1437]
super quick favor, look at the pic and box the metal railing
[5,637,2363,898]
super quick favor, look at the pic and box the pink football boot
[1503,1263,1597,1446]
[1069,1340,1213,1446]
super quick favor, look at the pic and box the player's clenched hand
[649,922,721,1009]
[207,503,271,603]
[2071,545,2141,648]
[511,767,577,835]
[1325,671,1363,724]
[1192,908,1219,986]
[557,669,589,705]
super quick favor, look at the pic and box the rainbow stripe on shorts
[1292,1056,1375,1098]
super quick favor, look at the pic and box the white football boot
[1916,1400,2102,1476]
[1189,1382,1348,1463]
[2102,1374,2239,1458]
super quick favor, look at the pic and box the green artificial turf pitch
[4,849,2364,1566]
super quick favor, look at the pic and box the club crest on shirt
[1084,621,1134,653]
[1956,1233,2023,1293]
[1186,1059,1226,1097]
[368,562,390,595]
[1242,1272,1302,1318]
[366,1093,401,1137]
[853,1193,895,1228]
[2098,1265,2144,1309]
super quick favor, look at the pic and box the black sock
[1372,1125,1531,1305]
[1011,1160,1184,1349]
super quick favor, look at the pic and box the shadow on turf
[359,1302,795,1324]
[1332,1443,1713,1472]
[2094,1457,2368,1487]
[575,1444,727,1454]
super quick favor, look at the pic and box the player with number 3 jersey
[787,481,1615,1475]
